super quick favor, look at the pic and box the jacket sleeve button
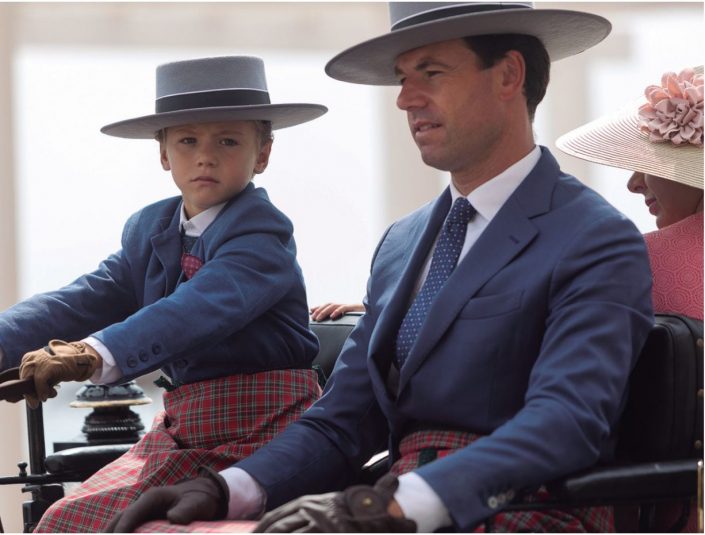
[127,357,138,368]
[151,343,161,355]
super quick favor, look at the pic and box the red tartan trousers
[390,429,614,533]
[34,369,320,533]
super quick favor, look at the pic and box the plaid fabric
[391,429,614,533]
[35,369,320,533]
[389,429,482,476]
[181,253,203,280]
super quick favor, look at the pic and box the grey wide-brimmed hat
[557,66,703,190]
[102,56,327,139]
[325,2,611,85]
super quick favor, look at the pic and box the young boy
[0,55,327,532]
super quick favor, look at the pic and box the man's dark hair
[463,34,550,122]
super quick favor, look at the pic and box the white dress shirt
[221,146,541,530]
[86,201,226,384]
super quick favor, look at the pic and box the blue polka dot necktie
[395,197,476,367]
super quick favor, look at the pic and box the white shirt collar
[179,202,227,237]
[449,145,541,222]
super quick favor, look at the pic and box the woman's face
[627,172,703,229]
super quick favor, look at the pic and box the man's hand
[254,474,416,532]
[19,340,101,408]
[106,467,229,532]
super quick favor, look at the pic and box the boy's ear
[253,139,273,175]
[159,144,171,171]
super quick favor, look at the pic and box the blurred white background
[0,2,702,531]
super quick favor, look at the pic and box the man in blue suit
[110,3,653,532]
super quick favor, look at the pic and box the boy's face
[160,120,272,218]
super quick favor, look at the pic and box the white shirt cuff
[219,467,267,520]
[83,336,124,384]
[395,472,452,533]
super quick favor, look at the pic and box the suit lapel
[150,209,182,296]
[396,147,560,392]
[368,189,452,395]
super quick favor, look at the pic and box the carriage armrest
[502,459,700,511]
[548,459,699,503]
[44,444,131,480]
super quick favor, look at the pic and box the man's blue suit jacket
[0,183,318,384]
[236,148,654,530]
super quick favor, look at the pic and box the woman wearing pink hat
[557,66,703,323]
[557,66,703,532]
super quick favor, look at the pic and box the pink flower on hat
[638,68,703,147]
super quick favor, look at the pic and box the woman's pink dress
[643,211,703,320]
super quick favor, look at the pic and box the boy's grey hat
[101,56,327,139]
[325,2,612,85]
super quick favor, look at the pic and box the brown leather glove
[254,474,417,533]
[20,340,101,408]
[106,467,229,533]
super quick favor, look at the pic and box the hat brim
[101,103,328,139]
[556,107,704,190]
[325,8,611,85]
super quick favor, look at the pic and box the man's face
[394,39,504,175]
[160,121,271,218]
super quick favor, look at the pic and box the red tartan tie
[181,253,203,279]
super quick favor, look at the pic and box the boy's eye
[179,137,196,144]
[425,70,441,79]
[220,138,238,146]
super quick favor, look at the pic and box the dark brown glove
[254,474,417,532]
[106,466,230,532]
[20,340,101,408]
[0,367,34,403]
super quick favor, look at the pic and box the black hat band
[155,89,271,113]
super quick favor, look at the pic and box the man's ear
[253,139,273,175]
[160,143,171,171]
[496,50,526,102]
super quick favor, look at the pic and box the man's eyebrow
[394,58,452,77]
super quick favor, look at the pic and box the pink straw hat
[556,66,703,189]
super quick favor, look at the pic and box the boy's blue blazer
[235,148,654,530]
[0,183,318,384]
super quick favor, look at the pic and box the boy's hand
[20,340,102,408]
[310,303,364,321]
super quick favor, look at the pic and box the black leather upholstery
[617,314,703,462]
[45,444,131,479]
[310,313,362,380]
